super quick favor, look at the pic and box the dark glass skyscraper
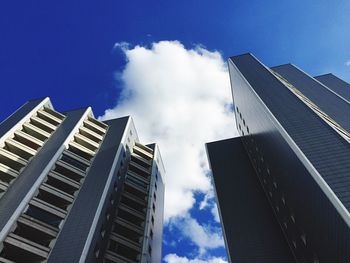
[206,54,350,263]
[0,97,165,263]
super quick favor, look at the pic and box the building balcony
[4,139,36,161]
[60,151,90,172]
[36,110,63,127]
[105,249,138,263]
[83,119,107,136]
[22,122,51,142]
[130,153,152,169]
[0,233,49,262]
[68,141,95,161]
[13,130,44,151]
[0,163,19,185]
[0,148,27,173]
[120,195,147,216]
[73,134,99,152]
[46,171,81,196]
[117,204,145,227]
[123,183,148,202]
[37,183,74,210]
[12,214,58,248]
[79,126,103,143]
[114,217,143,235]
[106,233,141,263]
[132,145,153,161]
[29,198,67,221]
[128,161,150,179]
[109,232,141,253]
[54,160,85,183]
[29,116,57,134]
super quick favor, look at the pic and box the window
[153,192,157,201]
[148,245,152,256]
[273,180,277,189]
[152,203,156,212]
[94,246,100,258]
[281,196,286,205]
[290,212,296,223]
[301,233,306,245]
[151,215,154,225]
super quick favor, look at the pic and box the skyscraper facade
[0,97,165,263]
[207,54,350,262]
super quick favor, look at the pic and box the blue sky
[1,1,350,262]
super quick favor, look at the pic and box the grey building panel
[0,98,46,138]
[230,54,350,211]
[144,146,164,263]
[0,108,87,231]
[151,171,164,263]
[315,73,350,102]
[47,116,129,263]
[272,64,350,131]
[206,138,295,263]
[229,54,350,262]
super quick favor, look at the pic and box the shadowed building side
[315,73,350,102]
[206,138,295,263]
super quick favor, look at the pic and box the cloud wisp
[168,214,225,255]
[100,40,236,222]
[164,254,228,263]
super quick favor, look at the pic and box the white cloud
[164,254,228,263]
[170,214,225,255]
[100,40,237,221]
[211,203,220,223]
[199,188,221,223]
[199,188,214,210]
[345,60,350,66]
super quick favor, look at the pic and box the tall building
[0,97,165,263]
[206,54,350,263]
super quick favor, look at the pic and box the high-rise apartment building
[206,54,350,262]
[0,97,165,263]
